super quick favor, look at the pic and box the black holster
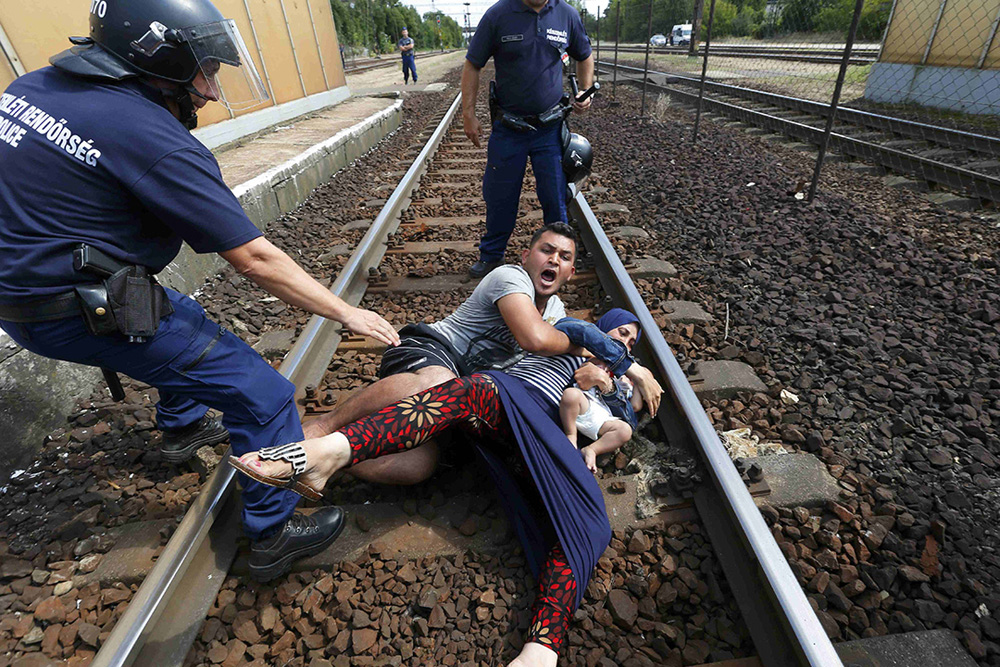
[489,80,499,125]
[72,244,173,342]
[74,284,118,336]
[104,266,173,343]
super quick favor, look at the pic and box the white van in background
[670,24,693,46]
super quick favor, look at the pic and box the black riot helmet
[562,132,593,185]
[50,0,268,128]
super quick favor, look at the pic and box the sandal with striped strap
[229,443,324,501]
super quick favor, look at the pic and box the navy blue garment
[479,371,611,609]
[0,67,299,540]
[0,289,302,540]
[467,0,591,117]
[596,308,641,345]
[401,55,417,83]
[0,67,261,303]
[479,120,566,262]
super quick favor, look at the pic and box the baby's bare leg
[591,420,633,457]
[558,388,588,446]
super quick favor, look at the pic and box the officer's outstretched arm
[461,60,483,147]
[496,293,579,356]
[221,237,400,347]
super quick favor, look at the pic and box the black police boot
[160,415,229,463]
[468,258,503,279]
[249,507,346,582]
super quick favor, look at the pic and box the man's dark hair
[529,222,579,252]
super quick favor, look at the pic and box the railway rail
[605,44,879,66]
[344,49,460,75]
[601,61,1000,206]
[80,88,848,666]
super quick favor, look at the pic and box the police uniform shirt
[0,67,262,304]
[466,0,591,117]
[398,37,415,55]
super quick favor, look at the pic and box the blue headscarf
[595,308,641,344]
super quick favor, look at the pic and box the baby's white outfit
[574,377,633,441]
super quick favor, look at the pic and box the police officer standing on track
[398,28,418,85]
[462,0,594,278]
[0,0,400,581]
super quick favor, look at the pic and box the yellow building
[0,0,349,147]
[864,0,1000,114]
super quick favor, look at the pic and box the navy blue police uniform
[466,0,591,265]
[398,35,417,84]
[0,67,301,542]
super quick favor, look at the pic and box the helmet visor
[178,20,268,111]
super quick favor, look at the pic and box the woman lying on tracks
[231,310,658,666]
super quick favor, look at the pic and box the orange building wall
[0,0,345,124]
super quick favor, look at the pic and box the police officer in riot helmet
[0,0,400,581]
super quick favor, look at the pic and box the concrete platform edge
[0,99,405,482]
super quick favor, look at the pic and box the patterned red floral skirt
[339,374,578,654]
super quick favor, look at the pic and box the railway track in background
[605,44,879,66]
[344,49,460,75]
[82,83,850,666]
[601,61,1000,209]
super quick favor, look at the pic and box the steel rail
[612,45,876,65]
[569,185,845,667]
[91,92,463,667]
[610,43,880,56]
[604,61,1000,158]
[345,49,461,74]
[602,62,1000,201]
[93,85,841,666]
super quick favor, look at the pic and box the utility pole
[464,2,471,46]
[690,0,704,57]
[596,3,600,82]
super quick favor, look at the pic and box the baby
[560,309,644,473]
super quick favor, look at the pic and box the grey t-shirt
[429,264,566,373]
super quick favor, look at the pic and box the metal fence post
[640,0,653,119]
[689,0,704,57]
[692,0,717,141]
[921,0,948,65]
[305,0,331,90]
[807,0,866,203]
[612,1,621,99]
[278,0,309,96]
[596,6,601,83]
[0,22,26,77]
[240,0,276,104]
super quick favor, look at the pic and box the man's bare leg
[300,365,456,485]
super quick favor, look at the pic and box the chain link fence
[592,0,1000,206]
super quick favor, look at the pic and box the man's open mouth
[540,268,557,285]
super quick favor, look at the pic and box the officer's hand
[464,113,482,148]
[342,307,401,347]
[572,93,593,114]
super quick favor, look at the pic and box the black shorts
[378,323,464,379]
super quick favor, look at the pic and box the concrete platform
[215,96,398,186]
